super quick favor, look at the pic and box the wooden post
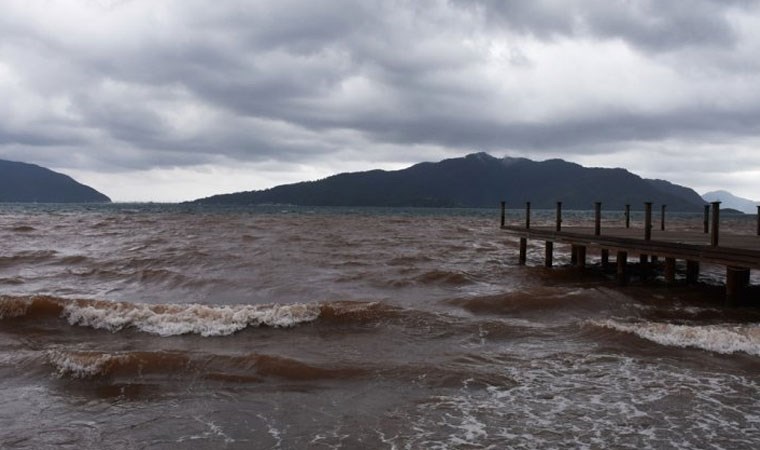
[500,201,506,228]
[594,202,602,236]
[556,201,562,232]
[686,260,700,284]
[703,204,710,234]
[711,201,720,247]
[576,245,586,270]
[601,249,609,270]
[545,241,553,268]
[519,238,527,265]
[664,257,676,284]
[570,245,578,265]
[660,204,666,231]
[525,202,531,229]
[726,266,750,301]
[644,202,652,241]
[616,251,628,285]
[757,205,759,236]
[640,254,649,280]
[625,204,631,229]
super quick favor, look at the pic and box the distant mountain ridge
[192,153,706,211]
[0,159,111,203]
[702,190,758,214]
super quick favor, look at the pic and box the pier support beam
[616,251,628,285]
[703,204,710,234]
[644,202,653,241]
[576,245,586,271]
[664,258,676,284]
[625,204,631,229]
[686,260,700,284]
[726,266,750,301]
[500,201,506,228]
[661,205,666,231]
[571,245,578,265]
[556,202,562,232]
[519,238,527,265]
[601,249,609,270]
[545,241,553,268]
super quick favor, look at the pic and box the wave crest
[1,295,321,336]
[588,319,760,356]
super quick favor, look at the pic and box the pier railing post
[711,201,720,247]
[594,202,602,236]
[556,201,562,232]
[660,204,666,231]
[625,204,631,229]
[500,201,506,228]
[703,204,710,234]
[644,202,652,241]
[525,202,531,229]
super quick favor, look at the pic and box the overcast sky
[2,0,760,202]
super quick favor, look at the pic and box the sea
[1,203,758,449]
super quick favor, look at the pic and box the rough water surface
[1,204,758,449]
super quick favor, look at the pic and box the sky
[1,0,760,202]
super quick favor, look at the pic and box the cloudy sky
[2,0,760,202]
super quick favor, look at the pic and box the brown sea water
[1,204,759,449]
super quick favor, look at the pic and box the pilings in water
[499,200,756,303]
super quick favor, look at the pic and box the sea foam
[590,319,760,356]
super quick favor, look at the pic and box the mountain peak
[702,190,758,214]
[192,153,705,211]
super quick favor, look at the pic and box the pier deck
[499,200,760,303]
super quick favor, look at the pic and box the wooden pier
[500,201,760,304]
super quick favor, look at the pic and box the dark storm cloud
[1,0,760,201]
[455,0,756,51]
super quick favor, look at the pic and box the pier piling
[664,258,676,284]
[556,202,562,232]
[704,205,710,234]
[616,251,628,285]
[625,204,631,229]
[644,202,653,241]
[500,201,505,227]
[660,205,666,231]
[594,202,602,236]
[545,241,553,268]
[711,201,721,247]
[686,261,700,284]
[525,202,531,229]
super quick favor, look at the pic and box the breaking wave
[588,319,760,356]
[1,295,321,337]
[0,295,418,337]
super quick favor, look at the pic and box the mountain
[0,160,111,203]
[702,190,757,214]
[192,153,706,211]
